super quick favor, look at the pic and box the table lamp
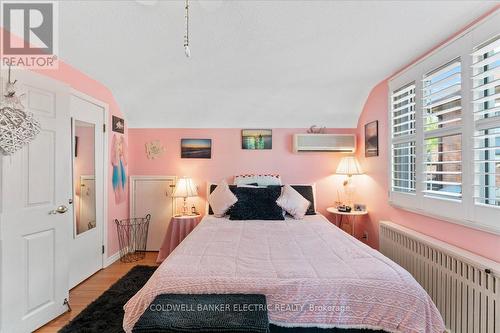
[336,156,363,206]
[172,177,198,216]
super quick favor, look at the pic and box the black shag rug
[59,265,157,333]
[60,265,384,333]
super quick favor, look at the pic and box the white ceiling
[59,1,497,128]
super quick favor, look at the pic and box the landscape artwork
[365,120,379,157]
[181,139,212,159]
[241,129,272,150]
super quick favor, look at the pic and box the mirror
[73,120,96,236]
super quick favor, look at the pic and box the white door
[0,70,72,332]
[130,176,176,251]
[69,94,105,289]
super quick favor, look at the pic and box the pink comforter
[123,215,445,333]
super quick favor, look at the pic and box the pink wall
[128,128,355,217]
[354,79,500,264]
[129,126,499,262]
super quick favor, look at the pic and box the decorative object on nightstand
[327,207,368,238]
[336,156,363,207]
[172,177,198,216]
[353,203,366,212]
[156,214,201,263]
[337,205,351,213]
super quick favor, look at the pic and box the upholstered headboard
[205,181,317,215]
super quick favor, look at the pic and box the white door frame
[70,89,109,269]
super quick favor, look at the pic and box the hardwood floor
[35,252,159,333]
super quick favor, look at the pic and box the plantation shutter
[422,59,463,200]
[472,36,500,207]
[391,83,416,193]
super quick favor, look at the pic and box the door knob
[49,205,68,215]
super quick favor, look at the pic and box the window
[472,36,500,207]
[422,59,462,200]
[391,83,416,193]
[392,141,416,193]
[388,11,500,233]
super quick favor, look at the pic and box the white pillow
[276,185,311,219]
[234,174,281,186]
[208,181,238,217]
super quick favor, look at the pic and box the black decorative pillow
[208,183,258,215]
[229,187,284,220]
[268,185,316,215]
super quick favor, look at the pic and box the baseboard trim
[104,251,120,268]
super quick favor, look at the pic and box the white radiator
[379,221,500,333]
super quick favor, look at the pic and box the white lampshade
[172,177,198,198]
[336,156,363,176]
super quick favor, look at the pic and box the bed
[123,214,445,333]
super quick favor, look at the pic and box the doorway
[69,93,106,288]
[130,176,176,251]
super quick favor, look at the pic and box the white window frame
[388,10,500,235]
[390,83,416,196]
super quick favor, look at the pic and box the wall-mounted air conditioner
[293,134,356,153]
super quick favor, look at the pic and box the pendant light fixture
[184,0,190,58]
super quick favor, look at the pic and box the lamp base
[181,197,189,216]
[343,176,356,207]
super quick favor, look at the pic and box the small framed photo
[365,120,378,157]
[112,116,125,133]
[241,129,272,150]
[353,203,366,212]
[181,139,212,159]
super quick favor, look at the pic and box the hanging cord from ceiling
[184,0,190,58]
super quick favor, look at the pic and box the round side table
[156,214,201,263]
[326,207,368,238]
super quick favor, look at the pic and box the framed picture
[365,120,378,157]
[241,129,272,150]
[353,203,367,212]
[74,136,79,157]
[112,116,125,133]
[181,139,212,159]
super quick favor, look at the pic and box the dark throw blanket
[60,265,157,333]
[132,294,269,333]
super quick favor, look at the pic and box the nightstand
[326,207,368,238]
[156,214,201,263]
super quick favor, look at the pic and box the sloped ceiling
[59,1,496,128]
